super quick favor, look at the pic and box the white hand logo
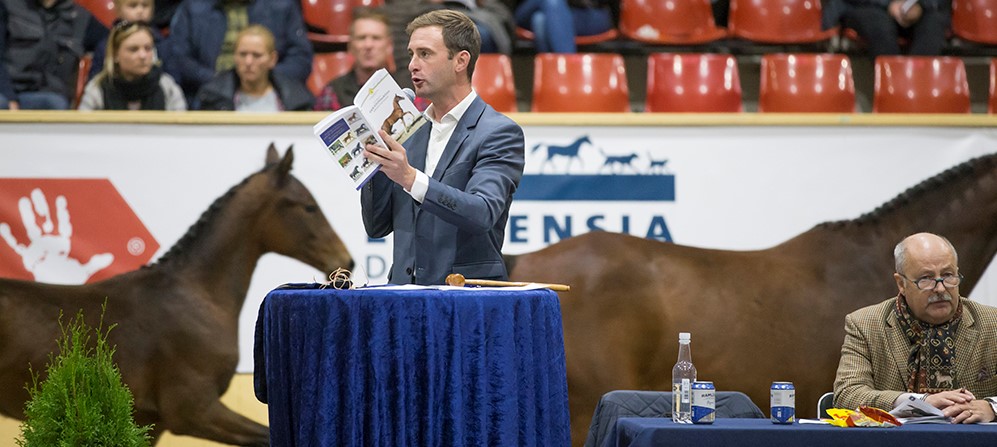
[0,188,114,284]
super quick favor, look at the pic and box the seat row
[310,52,996,114]
[291,0,997,51]
[75,0,997,51]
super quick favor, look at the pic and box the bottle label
[681,378,691,403]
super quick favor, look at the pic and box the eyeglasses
[899,273,963,291]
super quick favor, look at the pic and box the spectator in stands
[165,0,313,105]
[90,0,169,79]
[197,25,313,111]
[152,0,182,31]
[823,0,950,57]
[513,0,615,53]
[383,0,513,73]
[314,8,415,110]
[79,20,186,110]
[0,0,106,110]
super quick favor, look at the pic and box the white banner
[2,119,996,372]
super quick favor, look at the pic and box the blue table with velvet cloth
[253,284,571,446]
[612,417,997,446]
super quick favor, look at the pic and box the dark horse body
[507,153,997,445]
[0,145,353,446]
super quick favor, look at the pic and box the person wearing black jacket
[196,25,313,111]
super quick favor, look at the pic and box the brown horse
[507,153,997,445]
[0,145,353,446]
[381,94,415,139]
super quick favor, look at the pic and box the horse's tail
[530,143,543,153]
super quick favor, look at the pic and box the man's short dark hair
[406,9,480,81]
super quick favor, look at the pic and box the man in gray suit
[361,9,525,286]
[833,232,997,423]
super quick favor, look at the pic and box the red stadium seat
[531,53,630,112]
[728,0,837,44]
[759,53,855,113]
[302,0,384,45]
[472,54,517,113]
[619,0,727,45]
[952,0,997,45]
[307,52,355,96]
[76,0,116,28]
[74,54,93,109]
[645,53,742,112]
[873,56,971,114]
[990,58,996,114]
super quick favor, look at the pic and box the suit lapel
[407,124,431,172]
[885,305,912,386]
[432,97,485,180]
[954,300,979,387]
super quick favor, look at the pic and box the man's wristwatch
[985,397,997,420]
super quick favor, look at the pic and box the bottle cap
[679,332,690,342]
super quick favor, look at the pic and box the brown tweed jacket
[833,297,997,410]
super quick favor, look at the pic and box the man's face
[407,25,460,102]
[894,237,960,325]
[117,0,153,23]
[350,18,391,72]
[235,35,276,86]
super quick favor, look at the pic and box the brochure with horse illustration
[313,68,427,190]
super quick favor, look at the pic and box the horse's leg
[162,398,269,447]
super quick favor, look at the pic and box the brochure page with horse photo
[313,68,427,190]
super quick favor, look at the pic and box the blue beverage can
[691,381,716,424]
[770,381,795,424]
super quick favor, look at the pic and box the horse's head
[257,144,354,273]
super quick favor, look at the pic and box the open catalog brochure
[889,395,949,424]
[313,68,428,189]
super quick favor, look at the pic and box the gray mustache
[927,292,953,304]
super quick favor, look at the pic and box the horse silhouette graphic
[530,135,591,173]
[0,189,113,284]
[598,148,640,174]
[647,152,669,174]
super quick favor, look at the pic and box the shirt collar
[426,90,478,125]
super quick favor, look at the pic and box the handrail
[1,110,996,128]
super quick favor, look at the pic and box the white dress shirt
[407,90,478,203]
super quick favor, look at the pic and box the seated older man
[833,232,997,423]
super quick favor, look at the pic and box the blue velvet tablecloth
[614,417,997,447]
[254,285,571,447]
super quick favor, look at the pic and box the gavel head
[445,273,467,287]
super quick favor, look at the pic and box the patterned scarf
[894,294,963,393]
[215,0,250,73]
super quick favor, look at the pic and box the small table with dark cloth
[253,284,571,447]
[612,417,997,447]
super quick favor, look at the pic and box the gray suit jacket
[361,95,525,285]
[833,297,997,410]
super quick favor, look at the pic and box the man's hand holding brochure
[313,69,427,189]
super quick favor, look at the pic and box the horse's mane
[818,152,997,229]
[143,166,268,268]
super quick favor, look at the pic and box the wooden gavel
[445,273,570,292]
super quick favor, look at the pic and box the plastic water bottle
[672,332,697,423]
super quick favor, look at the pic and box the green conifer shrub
[16,305,153,447]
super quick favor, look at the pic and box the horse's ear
[276,146,294,184]
[265,143,280,166]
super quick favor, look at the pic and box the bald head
[894,233,958,275]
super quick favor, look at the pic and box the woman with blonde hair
[79,20,186,110]
[196,25,314,111]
